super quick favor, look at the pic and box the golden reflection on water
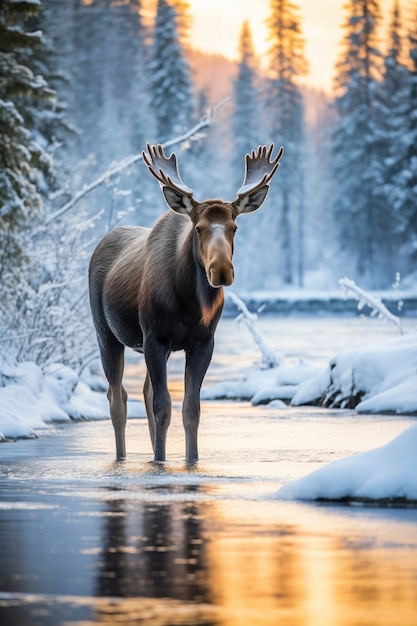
[83,492,417,626]
[204,500,417,626]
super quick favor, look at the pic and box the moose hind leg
[144,336,171,462]
[100,336,127,461]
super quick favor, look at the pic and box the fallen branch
[339,276,403,334]
[228,292,282,369]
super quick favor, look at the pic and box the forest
[1,0,417,370]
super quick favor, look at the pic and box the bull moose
[88,143,283,462]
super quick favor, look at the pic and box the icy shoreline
[0,361,145,442]
[203,333,417,416]
[1,318,417,505]
[222,288,417,316]
[276,424,417,503]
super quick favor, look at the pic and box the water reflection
[0,484,417,625]
[1,407,417,625]
[88,493,417,626]
[96,486,212,604]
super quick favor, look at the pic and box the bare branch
[228,292,282,369]
[44,115,215,226]
[339,276,403,334]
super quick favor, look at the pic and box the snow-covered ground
[0,360,145,441]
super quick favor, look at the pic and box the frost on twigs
[227,292,282,369]
[339,276,403,334]
[44,112,219,226]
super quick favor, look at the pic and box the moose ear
[233,185,269,215]
[162,186,195,215]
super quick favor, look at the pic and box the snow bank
[276,424,417,503]
[201,360,321,404]
[292,334,417,414]
[203,333,417,416]
[0,361,146,441]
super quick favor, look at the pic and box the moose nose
[209,261,234,287]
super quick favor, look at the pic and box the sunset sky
[187,0,399,92]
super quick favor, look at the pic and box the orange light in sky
[187,0,398,93]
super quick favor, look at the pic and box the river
[0,315,416,625]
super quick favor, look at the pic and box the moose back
[88,144,283,462]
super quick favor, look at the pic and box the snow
[292,333,417,414]
[276,424,417,502]
[202,360,321,403]
[0,361,146,441]
[204,332,417,416]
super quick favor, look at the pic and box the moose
[89,143,283,462]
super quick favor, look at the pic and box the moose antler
[142,143,194,198]
[237,144,284,199]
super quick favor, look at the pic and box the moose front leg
[143,335,171,462]
[183,338,215,462]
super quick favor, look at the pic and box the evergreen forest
[1,0,417,367]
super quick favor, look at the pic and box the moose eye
[195,226,202,235]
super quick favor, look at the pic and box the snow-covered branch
[339,276,403,334]
[44,114,216,226]
[228,292,282,369]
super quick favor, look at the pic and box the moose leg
[143,335,171,462]
[99,336,127,461]
[143,371,155,451]
[183,338,214,462]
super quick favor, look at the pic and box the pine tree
[379,0,409,274]
[233,22,260,178]
[231,21,265,289]
[0,0,58,289]
[149,0,193,139]
[332,0,384,287]
[169,0,192,45]
[397,8,417,267]
[266,0,308,285]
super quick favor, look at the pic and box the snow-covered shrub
[0,208,98,371]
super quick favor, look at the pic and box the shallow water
[1,316,417,625]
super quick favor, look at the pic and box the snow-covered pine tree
[149,0,193,140]
[233,22,260,176]
[266,0,308,286]
[0,0,59,294]
[169,0,192,45]
[397,7,417,269]
[70,0,109,170]
[231,21,266,289]
[332,0,385,287]
[378,0,409,275]
[105,0,157,225]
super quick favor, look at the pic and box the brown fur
[201,290,225,327]
[89,143,283,462]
